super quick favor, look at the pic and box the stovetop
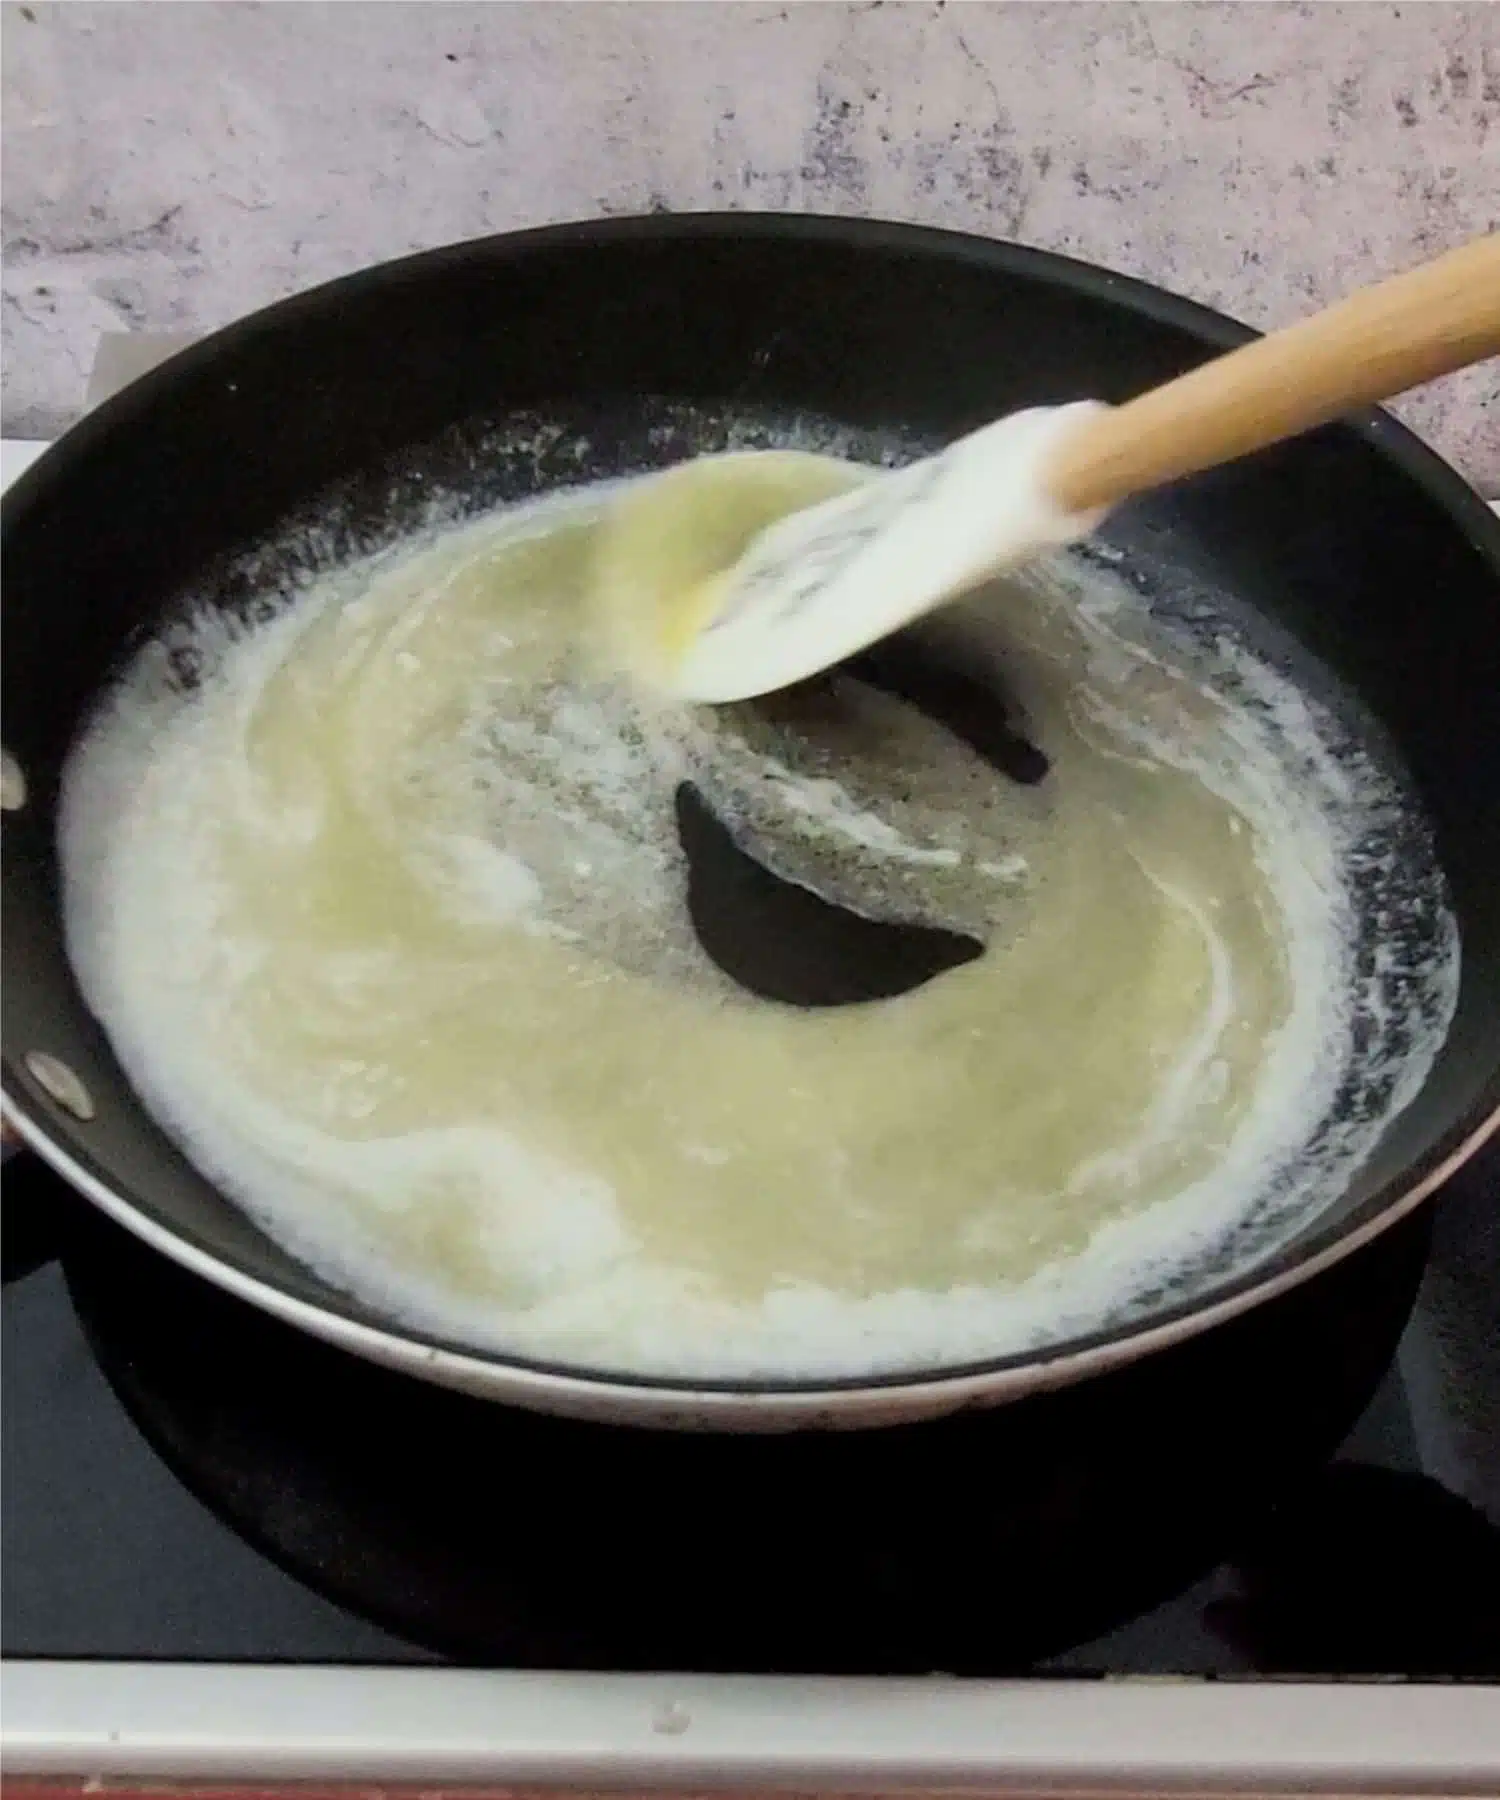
[6,428,1500,1691]
[5,1140,1498,1681]
[5,433,1500,1796]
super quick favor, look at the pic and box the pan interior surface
[53,387,1459,1384]
[4,221,1497,1400]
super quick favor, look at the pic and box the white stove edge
[2,438,49,485]
[4,436,1499,1789]
[4,1662,1500,1791]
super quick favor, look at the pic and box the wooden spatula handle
[1046,233,1500,516]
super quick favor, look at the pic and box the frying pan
[4,214,1499,1431]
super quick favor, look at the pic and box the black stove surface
[4,1148,1499,1678]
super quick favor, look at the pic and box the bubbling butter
[59,431,1459,1381]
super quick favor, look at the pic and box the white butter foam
[58,409,1460,1382]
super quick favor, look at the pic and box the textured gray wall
[4,1,1498,485]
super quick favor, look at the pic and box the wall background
[3,1,1497,485]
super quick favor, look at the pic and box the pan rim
[7,211,1500,554]
[6,210,1500,1408]
[4,1095,1497,1412]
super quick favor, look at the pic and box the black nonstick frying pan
[4,215,1498,1430]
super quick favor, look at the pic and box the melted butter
[59,449,1458,1378]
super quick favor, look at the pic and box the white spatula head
[671,402,1108,704]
